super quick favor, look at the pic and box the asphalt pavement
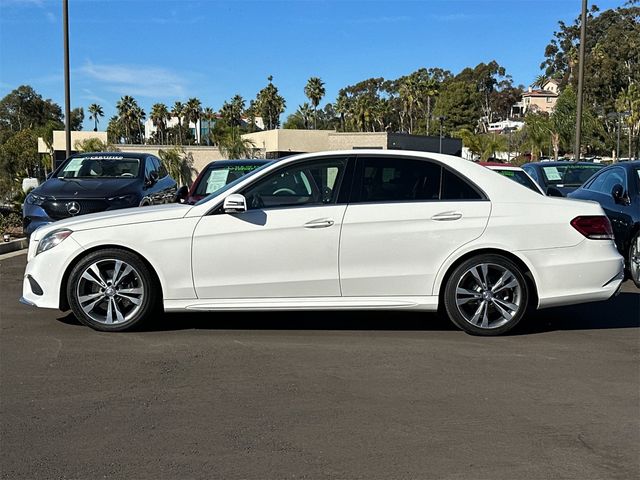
[1,251,639,480]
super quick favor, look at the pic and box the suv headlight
[36,229,72,256]
[26,193,46,206]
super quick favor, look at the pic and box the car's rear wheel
[629,232,640,288]
[444,254,529,336]
[67,249,158,331]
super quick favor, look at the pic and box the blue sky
[0,0,624,129]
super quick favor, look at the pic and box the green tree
[116,95,140,143]
[69,107,84,131]
[523,112,552,160]
[171,101,185,145]
[87,104,104,132]
[433,80,482,135]
[73,138,119,153]
[304,77,325,129]
[256,76,286,130]
[184,98,202,145]
[217,134,257,159]
[150,103,170,145]
[0,85,63,135]
[201,107,216,145]
[0,129,43,185]
[158,147,196,186]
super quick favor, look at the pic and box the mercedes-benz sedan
[21,151,625,336]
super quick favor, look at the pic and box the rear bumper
[523,239,625,309]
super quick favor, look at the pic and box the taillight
[571,216,614,240]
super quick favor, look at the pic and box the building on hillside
[512,79,560,116]
[241,130,462,159]
[487,119,525,133]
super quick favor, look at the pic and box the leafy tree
[217,134,257,159]
[106,115,124,144]
[158,147,196,186]
[0,85,63,134]
[87,104,104,132]
[184,98,202,145]
[0,129,43,183]
[433,80,481,135]
[201,107,216,145]
[172,101,185,145]
[256,76,286,130]
[304,77,325,129]
[73,138,119,152]
[116,95,141,143]
[69,107,84,131]
[615,84,640,158]
[150,103,171,145]
[523,112,552,160]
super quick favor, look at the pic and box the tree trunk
[426,97,431,136]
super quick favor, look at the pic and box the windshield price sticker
[206,169,230,193]
[543,167,562,181]
[229,166,256,172]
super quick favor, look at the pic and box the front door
[191,156,352,299]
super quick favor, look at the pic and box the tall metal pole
[573,0,588,162]
[616,113,621,162]
[63,0,71,159]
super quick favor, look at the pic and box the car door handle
[431,211,463,221]
[304,218,335,229]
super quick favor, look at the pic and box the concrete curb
[0,238,28,255]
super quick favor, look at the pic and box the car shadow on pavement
[57,291,639,334]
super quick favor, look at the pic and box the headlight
[26,193,46,205]
[36,229,72,256]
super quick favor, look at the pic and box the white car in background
[21,150,624,336]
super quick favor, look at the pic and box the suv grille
[42,199,109,220]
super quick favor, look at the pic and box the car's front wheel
[67,248,159,331]
[443,254,529,336]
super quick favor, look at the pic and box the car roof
[524,161,602,167]
[203,159,271,168]
[479,162,523,169]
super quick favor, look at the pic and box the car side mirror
[611,184,628,205]
[223,194,247,213]
[175,185,188,203]
[146,170,159,186]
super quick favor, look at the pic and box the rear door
[339,155,491,297]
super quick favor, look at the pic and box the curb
[0,238,28,255]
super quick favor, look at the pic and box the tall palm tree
[88,103,104,132]
[150,103,170,145]
[297,103,313,129]
[116,95,139,143]
[304,77,325,129]
[172,101,185,145]
[184,98,202,144]
[202,107,215,145]
[132,105,146,144]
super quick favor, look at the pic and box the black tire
[443,254,530,336]
[67,248,159,332]
[629,232,640,289]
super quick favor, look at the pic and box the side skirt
[163,296,438,312]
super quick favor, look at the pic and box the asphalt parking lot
[1,251,639,480]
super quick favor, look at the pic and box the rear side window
[355,156,483,202]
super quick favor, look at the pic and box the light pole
[574,0,588,162]
[63,0,71,159]
[438,116,446,153]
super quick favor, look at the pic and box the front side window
[356,156,482,202]
[144,158,157,180]
[243,158,347,210]
[57,156,140,178]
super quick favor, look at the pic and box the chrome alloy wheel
[455,263,523,330]
[631,235,640,285]
[75,259,144,325]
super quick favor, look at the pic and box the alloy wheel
[455,263,523,330]
[75,259,144,325]
[631,235,640,285]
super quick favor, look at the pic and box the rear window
[541,164,603,186]
[195,164,265,196]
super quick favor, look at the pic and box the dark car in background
[187,159,270,204]
[23,152,177,236]
[568,161,640,287]
[522,161,605,196]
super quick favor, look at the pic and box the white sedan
[21,150,625,336]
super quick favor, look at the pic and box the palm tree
[132,105,145,144]
[297,103,313,129]
[150,103,170,145]
[218,134,256,159]
[532,75,547,89]
[304,77,325,129]
[184,98,202,144]
[172,101,184,145]
[335,91,349,132]
[88,103,104,132]
[202,107,215,145]
[256,76,286,130]
[116,95,139,143]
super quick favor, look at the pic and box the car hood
[32,203,193,240]
[34,177,141,199]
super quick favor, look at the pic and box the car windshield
[57,156,140,178]
[194,161,275,206]
[493,169,542,194]
[194,163,266,196]
[541,164,603,186]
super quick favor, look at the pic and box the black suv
[23,152,177,236]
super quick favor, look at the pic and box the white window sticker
[206,169,229,193]
[65,158,84,172]
[543,166,562,181]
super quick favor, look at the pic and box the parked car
[187,159,270,204]
[522,161,605,196]
[21,150,624,336]
[568,161,640,287]
[479,162,544,194]
[23,152,178,237]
